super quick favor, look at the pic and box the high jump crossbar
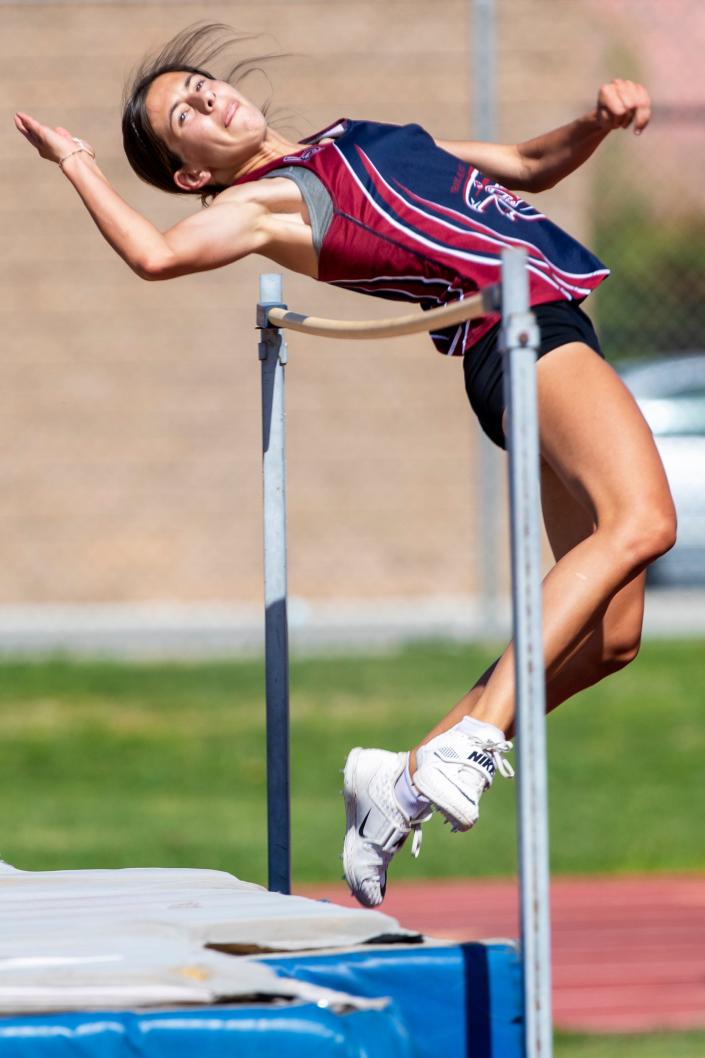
[261,282,501,339]
[256,247,553,1058]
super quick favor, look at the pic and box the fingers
[15,111,40,132]
[14,112,33,136]
[14,112,83,165]
[14,112,41,149]
[597,79,651,134]
[15,111,44,143]
[631,85,652,134]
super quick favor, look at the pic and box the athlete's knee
[607,501,677,575]
[628,518,676,570]
[637,509,676,569]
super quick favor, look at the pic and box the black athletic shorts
[463,299,604,450]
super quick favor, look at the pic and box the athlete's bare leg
[410,342,675,766]
[414,463,647,750]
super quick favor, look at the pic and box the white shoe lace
[410,811,433,858]
[482,737,515,780]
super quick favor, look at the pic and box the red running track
[298,875,705,1034]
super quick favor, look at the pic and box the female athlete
[15,25,676,907]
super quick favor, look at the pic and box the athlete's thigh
[533,342,673,523]
[540,456,593,559]
[540,456,646,636]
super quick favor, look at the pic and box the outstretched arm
[14,112,266,280]
[436,79,651,193]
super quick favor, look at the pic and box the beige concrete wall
[1,0,599,606]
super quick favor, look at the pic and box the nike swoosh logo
[358,809,372,838]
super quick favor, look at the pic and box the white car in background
[618,352,705,586]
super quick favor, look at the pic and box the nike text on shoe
[342,747,431,908]
[413,720,514,832]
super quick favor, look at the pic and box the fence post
[257,273,291,895]
[500,248,553,1058]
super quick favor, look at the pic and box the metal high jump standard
[256,247,553,1058]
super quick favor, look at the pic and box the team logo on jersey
[464,169,545,223]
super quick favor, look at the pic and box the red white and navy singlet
[234,118,609,355]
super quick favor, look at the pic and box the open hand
[596,79,651,135]
[14,112,94,164]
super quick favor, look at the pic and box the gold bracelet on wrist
[58,138,96,172]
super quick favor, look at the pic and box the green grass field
[2,639,703,881]
[555,1031,705,1058]
[1,639,704,1054]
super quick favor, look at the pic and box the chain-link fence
[587,0,705,361]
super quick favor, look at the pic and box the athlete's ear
[173,166,212,192]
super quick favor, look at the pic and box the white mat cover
[0,863,415,1014]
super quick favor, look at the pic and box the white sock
[394,757,430,820]
[456,715,505,741]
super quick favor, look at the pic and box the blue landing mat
[267,941,523,1058]
[0,1005,412,1058]
[0,941,523,1058]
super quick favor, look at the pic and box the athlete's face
[146,71,267,189]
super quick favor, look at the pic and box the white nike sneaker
[413,719,514,832]
[342,747,431,908]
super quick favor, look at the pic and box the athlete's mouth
[224,101,238,128]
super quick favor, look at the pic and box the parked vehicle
[618,352,705,586]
